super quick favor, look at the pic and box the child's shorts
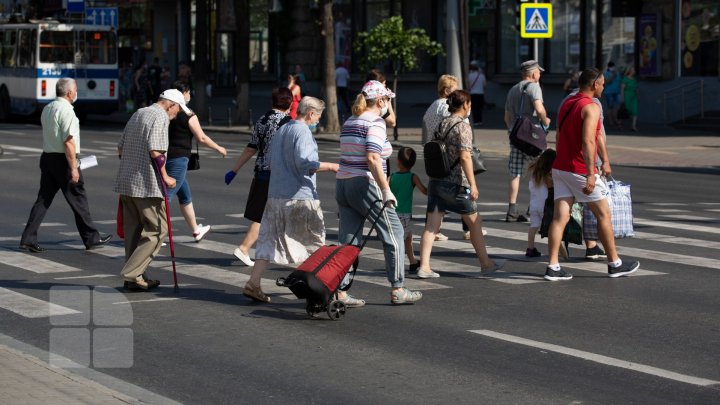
[529,209,543,228]
[397,212,412,238]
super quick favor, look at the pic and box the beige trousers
[119,195,167,281]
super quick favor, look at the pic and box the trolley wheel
[326,300,346,320]
[0,87,10,122]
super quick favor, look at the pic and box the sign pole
[533,0,539,61]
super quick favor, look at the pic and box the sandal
[243,283,270,303]
[338,294,365,308]
[391,287,422,305]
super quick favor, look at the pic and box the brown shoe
[123,275,149,291]
[243,283,270,303]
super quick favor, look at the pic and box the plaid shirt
[114,105,169,198]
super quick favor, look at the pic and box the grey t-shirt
[504,80,543,122]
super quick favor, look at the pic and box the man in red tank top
[545,68,640,281]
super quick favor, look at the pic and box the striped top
[337,112,392,179]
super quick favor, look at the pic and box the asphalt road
[1,122,719,404]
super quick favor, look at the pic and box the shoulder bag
[188,141,200,170]
[509,83,548,157]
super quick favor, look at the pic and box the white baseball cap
[159,89,191,115]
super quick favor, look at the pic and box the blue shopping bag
[583,177,634,240]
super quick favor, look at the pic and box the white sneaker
[233,248,255,266]
[434,233,448,241]
[416,269,440,279]
[193,224,211,242]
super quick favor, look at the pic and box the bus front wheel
[0,87,10,122]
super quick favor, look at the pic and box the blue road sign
[521,4,553,38]
[85,7,119,29]
[68,0,85,13]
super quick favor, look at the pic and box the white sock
[548,263,561,271]
[609,259,622,268]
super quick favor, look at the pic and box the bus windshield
[39,29,117,65]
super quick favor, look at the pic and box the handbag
[583,177,634,240]
[470,146,487,174]
[187,142,200,170]
[539,188,583,245]
[563,203,584,245]
[509,83,548,157]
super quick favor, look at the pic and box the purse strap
[433,119,462,142]
[515,83,531,119]
[469,72,480,91]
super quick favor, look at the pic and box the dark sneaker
[544,267,573,281]
[408,262,420,274]
[608,261,640,278]
[585,245,607,260]
[525,247,541,257]
[505,213,528,222]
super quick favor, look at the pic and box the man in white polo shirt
[20,78,111,253]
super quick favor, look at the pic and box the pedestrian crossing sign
[521,3,552,38]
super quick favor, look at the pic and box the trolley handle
[345,199,392,249]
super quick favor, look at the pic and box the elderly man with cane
[114,89,189,291]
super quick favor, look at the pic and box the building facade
[6,0,716,122]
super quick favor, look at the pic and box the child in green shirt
[389,147,427,274]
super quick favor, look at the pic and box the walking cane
[152,156,179,291]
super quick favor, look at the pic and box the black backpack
[424,121,462,178]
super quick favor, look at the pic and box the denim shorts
[165,156,192,205]
[426,180,477,215]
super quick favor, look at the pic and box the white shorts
[529,209,544,228]
[552,169,608,203]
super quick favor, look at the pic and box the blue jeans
[165,157,192,205]
[336,176,405,288]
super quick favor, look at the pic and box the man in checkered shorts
[503,60,551,222]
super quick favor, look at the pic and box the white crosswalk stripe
[0,287,80,318]
[1,201,719,317]
[633,218,719,234]
[0,248,82,273]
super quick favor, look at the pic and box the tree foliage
[354,16,444,74]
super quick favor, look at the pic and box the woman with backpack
[417,90,499,278]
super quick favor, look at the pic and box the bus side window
[17,30,34,68]
[2,30,17,67]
